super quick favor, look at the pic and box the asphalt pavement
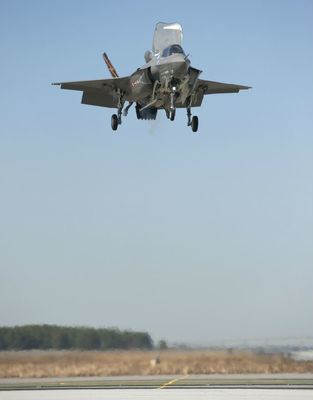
[0,388,313,400]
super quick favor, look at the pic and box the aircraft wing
[52,77,130,92]
[52,77,130,108]
[196,79,251,95]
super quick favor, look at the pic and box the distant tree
[0,325,153,351]
[157,340,168,350]
[0,328,9,350]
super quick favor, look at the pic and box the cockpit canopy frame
[162,44,185,58]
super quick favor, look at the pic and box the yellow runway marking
[158,374,190,389]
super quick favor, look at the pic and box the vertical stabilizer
[102,52,119,78]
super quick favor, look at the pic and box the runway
[0,388,313,400]
[1,374,312,399]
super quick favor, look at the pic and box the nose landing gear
[169,90,176,121]
[169,109,176,121]
[187,107,199,132]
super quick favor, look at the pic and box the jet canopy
[153,22,183,54]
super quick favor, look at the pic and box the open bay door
[152,22,183,54]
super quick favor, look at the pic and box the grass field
[0,350,312,378]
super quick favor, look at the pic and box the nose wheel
[187,108,199,132]
[169,109,176,121]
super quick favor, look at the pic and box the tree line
[0,325,153,351]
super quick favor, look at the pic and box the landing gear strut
[111,89,124,131]
[169,89,176,121]
[187,107,199,132]
[123,102,133,117]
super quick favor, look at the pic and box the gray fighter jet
[53,22,250,132]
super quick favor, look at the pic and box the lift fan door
[152,22,183,54]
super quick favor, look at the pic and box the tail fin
[102,52,119,78]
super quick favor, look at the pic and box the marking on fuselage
[131,72,146,87]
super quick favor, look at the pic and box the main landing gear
[111,104,123,131]
[111,90,132,131]
[111,108,122,131]
[187,107,199,132]
[111,101,134,130]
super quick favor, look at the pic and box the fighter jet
[53,22,250,132]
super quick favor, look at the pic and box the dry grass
[0,350,312,378]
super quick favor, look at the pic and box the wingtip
[239,86,252,91]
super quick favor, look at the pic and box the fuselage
[128,44,193,111]
[142,44,190,88]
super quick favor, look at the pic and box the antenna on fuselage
[102,52,119,78]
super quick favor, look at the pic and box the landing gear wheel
[191,116,198,132]
[111,114,118,131]
[169,109,176,121]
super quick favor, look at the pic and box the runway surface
[1,374,312,399]
[0,388,313,400]
[2,373,313,384]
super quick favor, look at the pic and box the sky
[0,0,312,346]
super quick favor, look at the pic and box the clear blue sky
[0,0,312,345]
